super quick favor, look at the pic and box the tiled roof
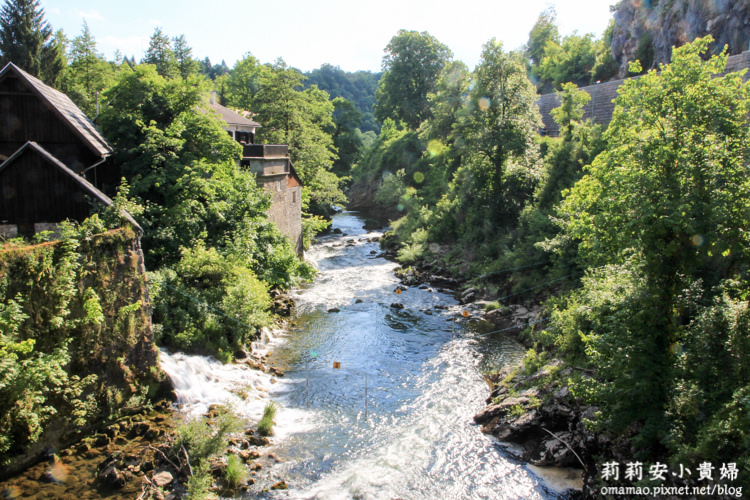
[0,62,112,158]
[205,101,261,129]
[0,141,141,232]
[537,49,750,136]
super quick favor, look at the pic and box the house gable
[0,141,140,234]
[0,63,112,173]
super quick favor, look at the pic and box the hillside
[611,0,750,76]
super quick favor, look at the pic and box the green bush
[150,245,271,356]
[224,453,248,489]
[257,401,277,437]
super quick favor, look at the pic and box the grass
[224,453,248,488]
[257,401,277,437]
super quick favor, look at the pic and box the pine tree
[61,21,114,117]
[0,0,64,84]
[173,34,198,79]
[143,27,177,79]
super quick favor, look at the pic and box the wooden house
[206,99,303,255]
[0,62,135,237]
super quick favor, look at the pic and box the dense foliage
[525,7,618,92]
[96,61,315,358]
[360,27,750,485]
[304,64,381,134]
[551,39,750,465]
[0,223,165,466]
[218,54,346,216]
[374,30,452,130]
[0,0,64,84]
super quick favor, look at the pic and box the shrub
[257,401,277,437]
[224,453,248,489]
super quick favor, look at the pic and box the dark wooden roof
[537,49,750,136]
[0,141,141,232]
[205,101,261,129]
[0,62,112,158]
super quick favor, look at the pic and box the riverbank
[381,235,594,497]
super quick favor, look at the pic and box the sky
[40,0,615,73]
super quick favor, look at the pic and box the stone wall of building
[257,175,303,255]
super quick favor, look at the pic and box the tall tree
[0,0,65,84]
[143,27,177,79]
[61,21,114,116]
[526,7,559,69]
[559,37,750,448]
[535,32,597,90]
[219,53,262,109]
[173,34,198,80]
[374,30,452,130]
[221,57,345,216]
[331,97,363,177]
[458,40,541,193]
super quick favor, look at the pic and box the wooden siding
[0,147,104,226]
[0,76,100,172]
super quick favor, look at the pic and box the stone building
[206,100,303,255]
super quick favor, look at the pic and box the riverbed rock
[271,481,288,490]
[477,360,599,475]
[97,460,128,489]
[248,435,270,447]
[390,302,405,310]
[151,470,174,488]
[474,396,531,425]
[239,450,261,462]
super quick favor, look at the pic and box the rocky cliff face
[611,0,750,77]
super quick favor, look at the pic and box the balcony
[243,144,289,159]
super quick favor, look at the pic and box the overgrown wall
[0,227,171,477]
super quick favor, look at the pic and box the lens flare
[478,97,491,110]
[413,172,425,184]
[691,234,705,247]
[427,139,445,157]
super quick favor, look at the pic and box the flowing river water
[162,212,572,499]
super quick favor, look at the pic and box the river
[163,212,568,499]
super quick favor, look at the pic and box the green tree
[535,32,597,91]
[249,60,344,215]
[0,0,65,84]
[61,21,114,117]
[143,27,177,79]
[331,97,363,178]
[527,7,559,70]
[374,30,452,129]
[558,37,750,449]
[219,53,261,110]
[458,40,541,198]
[98,64,313,356]
[173,34,199,80]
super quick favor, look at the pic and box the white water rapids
[159,212,575,499]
